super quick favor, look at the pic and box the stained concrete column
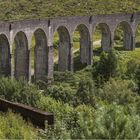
[67,41,73,71]
[57,27,71,72]
[80,37,87,64]
[124,30,134,50]
[110,31,114,49]
[28,48,32,82]
[0,35,11,76]
[34,30,48,81]
[88,40,93,65]
[78,25,92,65]
[132,34,136,50]
[58,41,72,71]
[47,45,54,81]
[14,32,29,81]
[101,29,112,51]
[11,51,14,79]
[80,36,92,64]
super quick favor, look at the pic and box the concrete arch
[54,26,72,71]
[114,21,134,50]
[93,23,112,51]
[34,28,48,80]
[14,31,29,80]
[72,23,90,35]
[73,24,92,65]
[11,30,28,45]
[0,34,11,76]
[53,24,70,36]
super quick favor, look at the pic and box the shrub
[135,96,140,114]
[40,121,71,140]
[37,96,96,139]
[0,111,37,139]
[46,83,76,105]
[37,95,75,139]
[92,104,140,139]
[75,78,96,106]
[0,78,41,106]
[54,71,76,82]
[126,59,139,79]
[92,49,119,83]
[71,105,95,139]
[37,95,74,120]
[96,78,137,105]
[37,94,140,139]
[135,64,140,94]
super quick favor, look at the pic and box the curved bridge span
[0,12,140,81]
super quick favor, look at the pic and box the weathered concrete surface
[57,26,71,71]
[0,34,10,76]
[14,31,29,80]
[0,12,139,81]
[34,29,48,81]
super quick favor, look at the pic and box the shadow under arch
[72,24,91,71]
[53,26,71,72]
[114,21,133,50]
[13,31,29,81]
[0,34,11,76]
[93,23,111,53]
[32,28,48,81]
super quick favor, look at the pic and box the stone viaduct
[0,12,140,81]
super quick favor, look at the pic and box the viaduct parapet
[0,12,140,81]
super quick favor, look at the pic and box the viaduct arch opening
[13,31,29,81]
[72,24,91,71]
[0,34,11,76]
[114,21,133,50]
[93,23,111,56]
[53,26,71,72]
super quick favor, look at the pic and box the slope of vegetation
[0,48,140,139]
[1,0,140,139]
[0,0,140,21]
[0,111,37,139]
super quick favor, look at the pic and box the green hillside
[0,0,140,21]
[1,1,140,139]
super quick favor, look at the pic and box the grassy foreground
[1,0,140,139]
[0,44,140,138]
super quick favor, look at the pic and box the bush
[37,95,74,120]
[135,96,140,114]
[38,96,140,139]
[0,111,37,139]
[54,71,79,87]
[96,78,137,105]
[40,121,71,139]
[45,83,76,105]
[92,104,140,139]
[92,49,119,83]
[126,59,139,79]
[71,105,95,139]
[135,64,140,94]
[37,95,96,139]
[0,78,41,106]
[75,78,96,106]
